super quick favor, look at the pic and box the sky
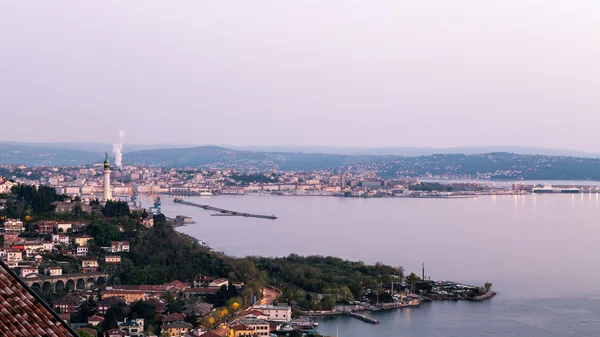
[0,1,599,151]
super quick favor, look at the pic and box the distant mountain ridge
[3,142,600,180]
[227,145,600,158]
[1,141,598,159]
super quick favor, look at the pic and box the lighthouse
[103,152,112,201]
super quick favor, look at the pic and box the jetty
[173,198,277,220]
[343,311,379,324]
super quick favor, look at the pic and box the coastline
[174,225,497,314]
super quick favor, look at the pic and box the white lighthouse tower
[103,152,112,201]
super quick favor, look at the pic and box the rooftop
[161,321,193,329]
[0,260,79,337]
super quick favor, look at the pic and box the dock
[343,311,379,324]
[173,199,277,220]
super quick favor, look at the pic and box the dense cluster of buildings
[0,208,297,337]
[1,162,433,200]
[8,153,574,202]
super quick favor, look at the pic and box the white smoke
[112,130,125,168]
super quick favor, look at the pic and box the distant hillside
[377,152,600,180]
[0,143,102,166]
[0,141,193,153]
[230,145,600,158]
[125,146,376,171]
[3,142,600,180]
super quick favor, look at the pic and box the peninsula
[0,182,494,337]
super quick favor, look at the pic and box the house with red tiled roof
[208,278,228,288]
[146,298,167,315]
[105,329,130,337]
[164,279,183,289]
[182,287,219,299]
[111,241,130,252]
[52,294,84,315]
[230,324,254,337]
[243,310,268,320]
[0,259,79,337]
[97,297,126,315]
[160,312,186,323]
[188,332,219,337]
[172,282,191,291]
[102,289,146,304]
[138,284,168,293]
[161,321,193,337]
[183,302,214,317]
[87,315,104,326]
[193,274,216,288]
[105,255,121,264]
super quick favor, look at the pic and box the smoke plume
[112,130,125,168]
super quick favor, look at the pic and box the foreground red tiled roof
[0,260,79,337]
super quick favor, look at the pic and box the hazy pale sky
[1,1,599,150]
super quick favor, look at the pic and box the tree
[102,200,131,218]
[340,285,354,302]
[226,297,242,313]
[73,297,97,323]
[406,273,421,293]
[227,283,239,298]
[102,303,128,331]
[73,202,83,218]
[321,296,336,310]
[161,291,176,304]
[77,331,94,337]
[398,266,405,283]
[185,313,200,327]
[484,282,492,292]
[129,301,157,324]
[241,287,255,305]
[305,293,313,313]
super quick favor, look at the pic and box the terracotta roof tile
[0,260,79,337]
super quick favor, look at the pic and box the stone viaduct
[23,272,110,293]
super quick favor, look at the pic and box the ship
[532,185,581,194]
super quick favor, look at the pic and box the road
[209,325,230,337]
[209,286,281,337]
[257,286,280,305]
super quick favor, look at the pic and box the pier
[343,311,379,324]
[173,198,277,220]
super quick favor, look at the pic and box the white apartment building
[1,219,24,234]
[251,304,292,323]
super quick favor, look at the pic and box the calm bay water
[154,193,600,336]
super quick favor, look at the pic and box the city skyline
[1,1,599,150]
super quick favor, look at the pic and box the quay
[376,299,421,309]
[343,311,379,324]
[173,198,277,220]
